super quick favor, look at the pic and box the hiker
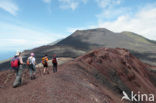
[42,55,49,74]
[27,53,36,80]
[52,54,58,73]
[11,51,24,88]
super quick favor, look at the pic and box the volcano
[0,48,155,103]
[24,28,156,65]
[1,28,156,70]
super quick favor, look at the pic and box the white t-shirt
[28,56,36,65]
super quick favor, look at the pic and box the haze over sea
[0,51,16,61]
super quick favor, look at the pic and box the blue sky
[0,0,156,52]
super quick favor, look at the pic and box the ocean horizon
[0,51,16,62]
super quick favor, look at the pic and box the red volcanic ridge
[0,48,155,103]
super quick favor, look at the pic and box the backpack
[27,57,34,65]
[52,58,57,64]
[42,57,48,65]
[27,59,30,65]
[44,59,47,65]
[11,57,19,68]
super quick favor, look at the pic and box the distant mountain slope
[48,39,63,46]
[121,31,156,44]
[56,28,156,65]
[1,28,156,70]
[57,28,156,51]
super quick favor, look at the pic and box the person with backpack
[52,54,58,73]
[42,54,49,74]
[27,53,36,80]
[11,51,24,88]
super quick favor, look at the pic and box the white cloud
[59,0,79,10]
[42,0,52,4]
[98,6,156,40]
[96,0,125,22]
[42,0,52,14]
[67,27,84,33]
[2,39,27,44]
[96,0,122,8]
[0,22,66,51]
[0,0,18,16]
[67,3,156,40]
[82,0,88,4]
[97,7,131,21]
[67,25,96,33]
[43,0,87,11]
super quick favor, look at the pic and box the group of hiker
[10,51,58,88]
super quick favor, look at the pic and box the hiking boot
[13,85,18,88]
[33,76,36,79]
[13,83,21,88]
[31,76,36,80]
[31,76,33,80]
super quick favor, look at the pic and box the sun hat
[31,53,34,56]
[15,51,20,56]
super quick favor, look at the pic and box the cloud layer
[43,0,88,10]
[0,22,65,51]
[96,0,121,8]
[98,4,156,40]
[0,0,18,16]
[66,1,156,41]
[59,0,79,10]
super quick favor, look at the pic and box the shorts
[43,63,48,67]
[29,64,36,72]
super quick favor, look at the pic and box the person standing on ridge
[27,53,36,80]
[11,51,24,88]
[42,54,49,74]
[52,54,58,73]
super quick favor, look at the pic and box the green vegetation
[121,31,153,45]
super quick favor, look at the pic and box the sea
[0,51,16,61]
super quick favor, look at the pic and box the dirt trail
[0,66,116,103]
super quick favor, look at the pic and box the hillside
[1,28,156,70]
[0,48,155,103]
[27,28,156,64]
[58,29,156,51]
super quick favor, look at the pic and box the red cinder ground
[0,48,155,103]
